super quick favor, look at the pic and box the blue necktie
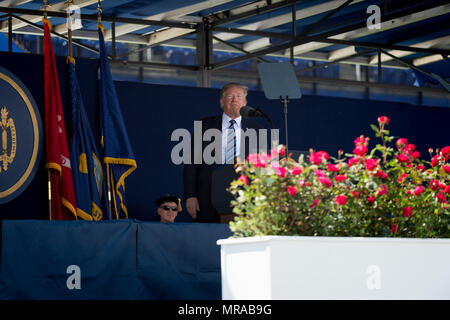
[225,119,236,164]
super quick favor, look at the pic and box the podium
[211,164,238,224]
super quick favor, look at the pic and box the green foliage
[229,117,450,238]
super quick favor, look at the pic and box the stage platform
[0,220,232,300]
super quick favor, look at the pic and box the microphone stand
[280,96,289,158]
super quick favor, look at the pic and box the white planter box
[217,236,450,300]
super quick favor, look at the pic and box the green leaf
[370,124,380,134]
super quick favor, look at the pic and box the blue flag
[98,25,137,219]
[69,59,106,220]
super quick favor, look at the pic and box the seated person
[155,195,181,223]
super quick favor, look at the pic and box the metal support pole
[8,11,12,52]
[312,61,317,95]
[365,65,370,99]
[138,44,144,82]
[377,48,382,83]
[111,20,116,59]
[196,20,212,88]
[290,1,296,65]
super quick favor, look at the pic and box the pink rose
[309,199,319,208]
[413,186,423,196]
[436,192,446,203]
[375,170,388,179]
[353,145,368,156]
[348,157,360,167]
[377,116,390,125]
[397,172,407,183]
[239,175,249,185]
[327,164,339,172]
[270,161,279,169]
[365,158,378,171]
[247,153,259,163]
[376,184,387,196]
[275,166,286,178]
[309,151,330,165]
[396,138,408,150]
[335,175,347,182]
[247,154,268,168]
[270,147,285,158]
[443,165,450,174]
[406,144,416,152]
[441,146,450,161]
[288,186,297,197]
[391,225,398,233]
[314,169,325,177]
[410,151,420,159]
[397,153,410,164]
[431,154,441,167]
[416,165,425,172]
[444,186,450,194]
[291,167,303,175]
[368,195,375,203]
[335,195,347,205]
[403,206,412,218]
[318,176,332,188]
[430,179,439,191]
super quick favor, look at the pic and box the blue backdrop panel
[136,222,232,300]
[0,52,449,224]
[0,220,139,299]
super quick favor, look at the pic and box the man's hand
[186,197,199,219]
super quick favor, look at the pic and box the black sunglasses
[160,205,178,211]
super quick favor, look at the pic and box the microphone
[240,106,263,118]
[240,106,274,129]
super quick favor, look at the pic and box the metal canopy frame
[0,0,448,90]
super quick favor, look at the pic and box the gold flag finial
[41,0,52,20]
[97,0,103,26]
[64,0,74,61]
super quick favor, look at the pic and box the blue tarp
[0,34,23,53]
[137,222,232,299]
[412,59,450,89]
[0,220,232,300]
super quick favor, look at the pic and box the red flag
[43,19,77,220]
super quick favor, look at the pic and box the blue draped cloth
[0,220,232,300]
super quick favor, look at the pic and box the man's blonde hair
[220,82,248,97]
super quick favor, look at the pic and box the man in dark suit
[184,83,263,223]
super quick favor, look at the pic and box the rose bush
[229,116,450,238]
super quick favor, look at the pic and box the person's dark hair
[220,82,248,98]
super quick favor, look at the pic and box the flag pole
[47,170,52,220]
[97,0,113,219]
[65,0,73,61]
[43,0,52,220]
[106,163,113,219]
